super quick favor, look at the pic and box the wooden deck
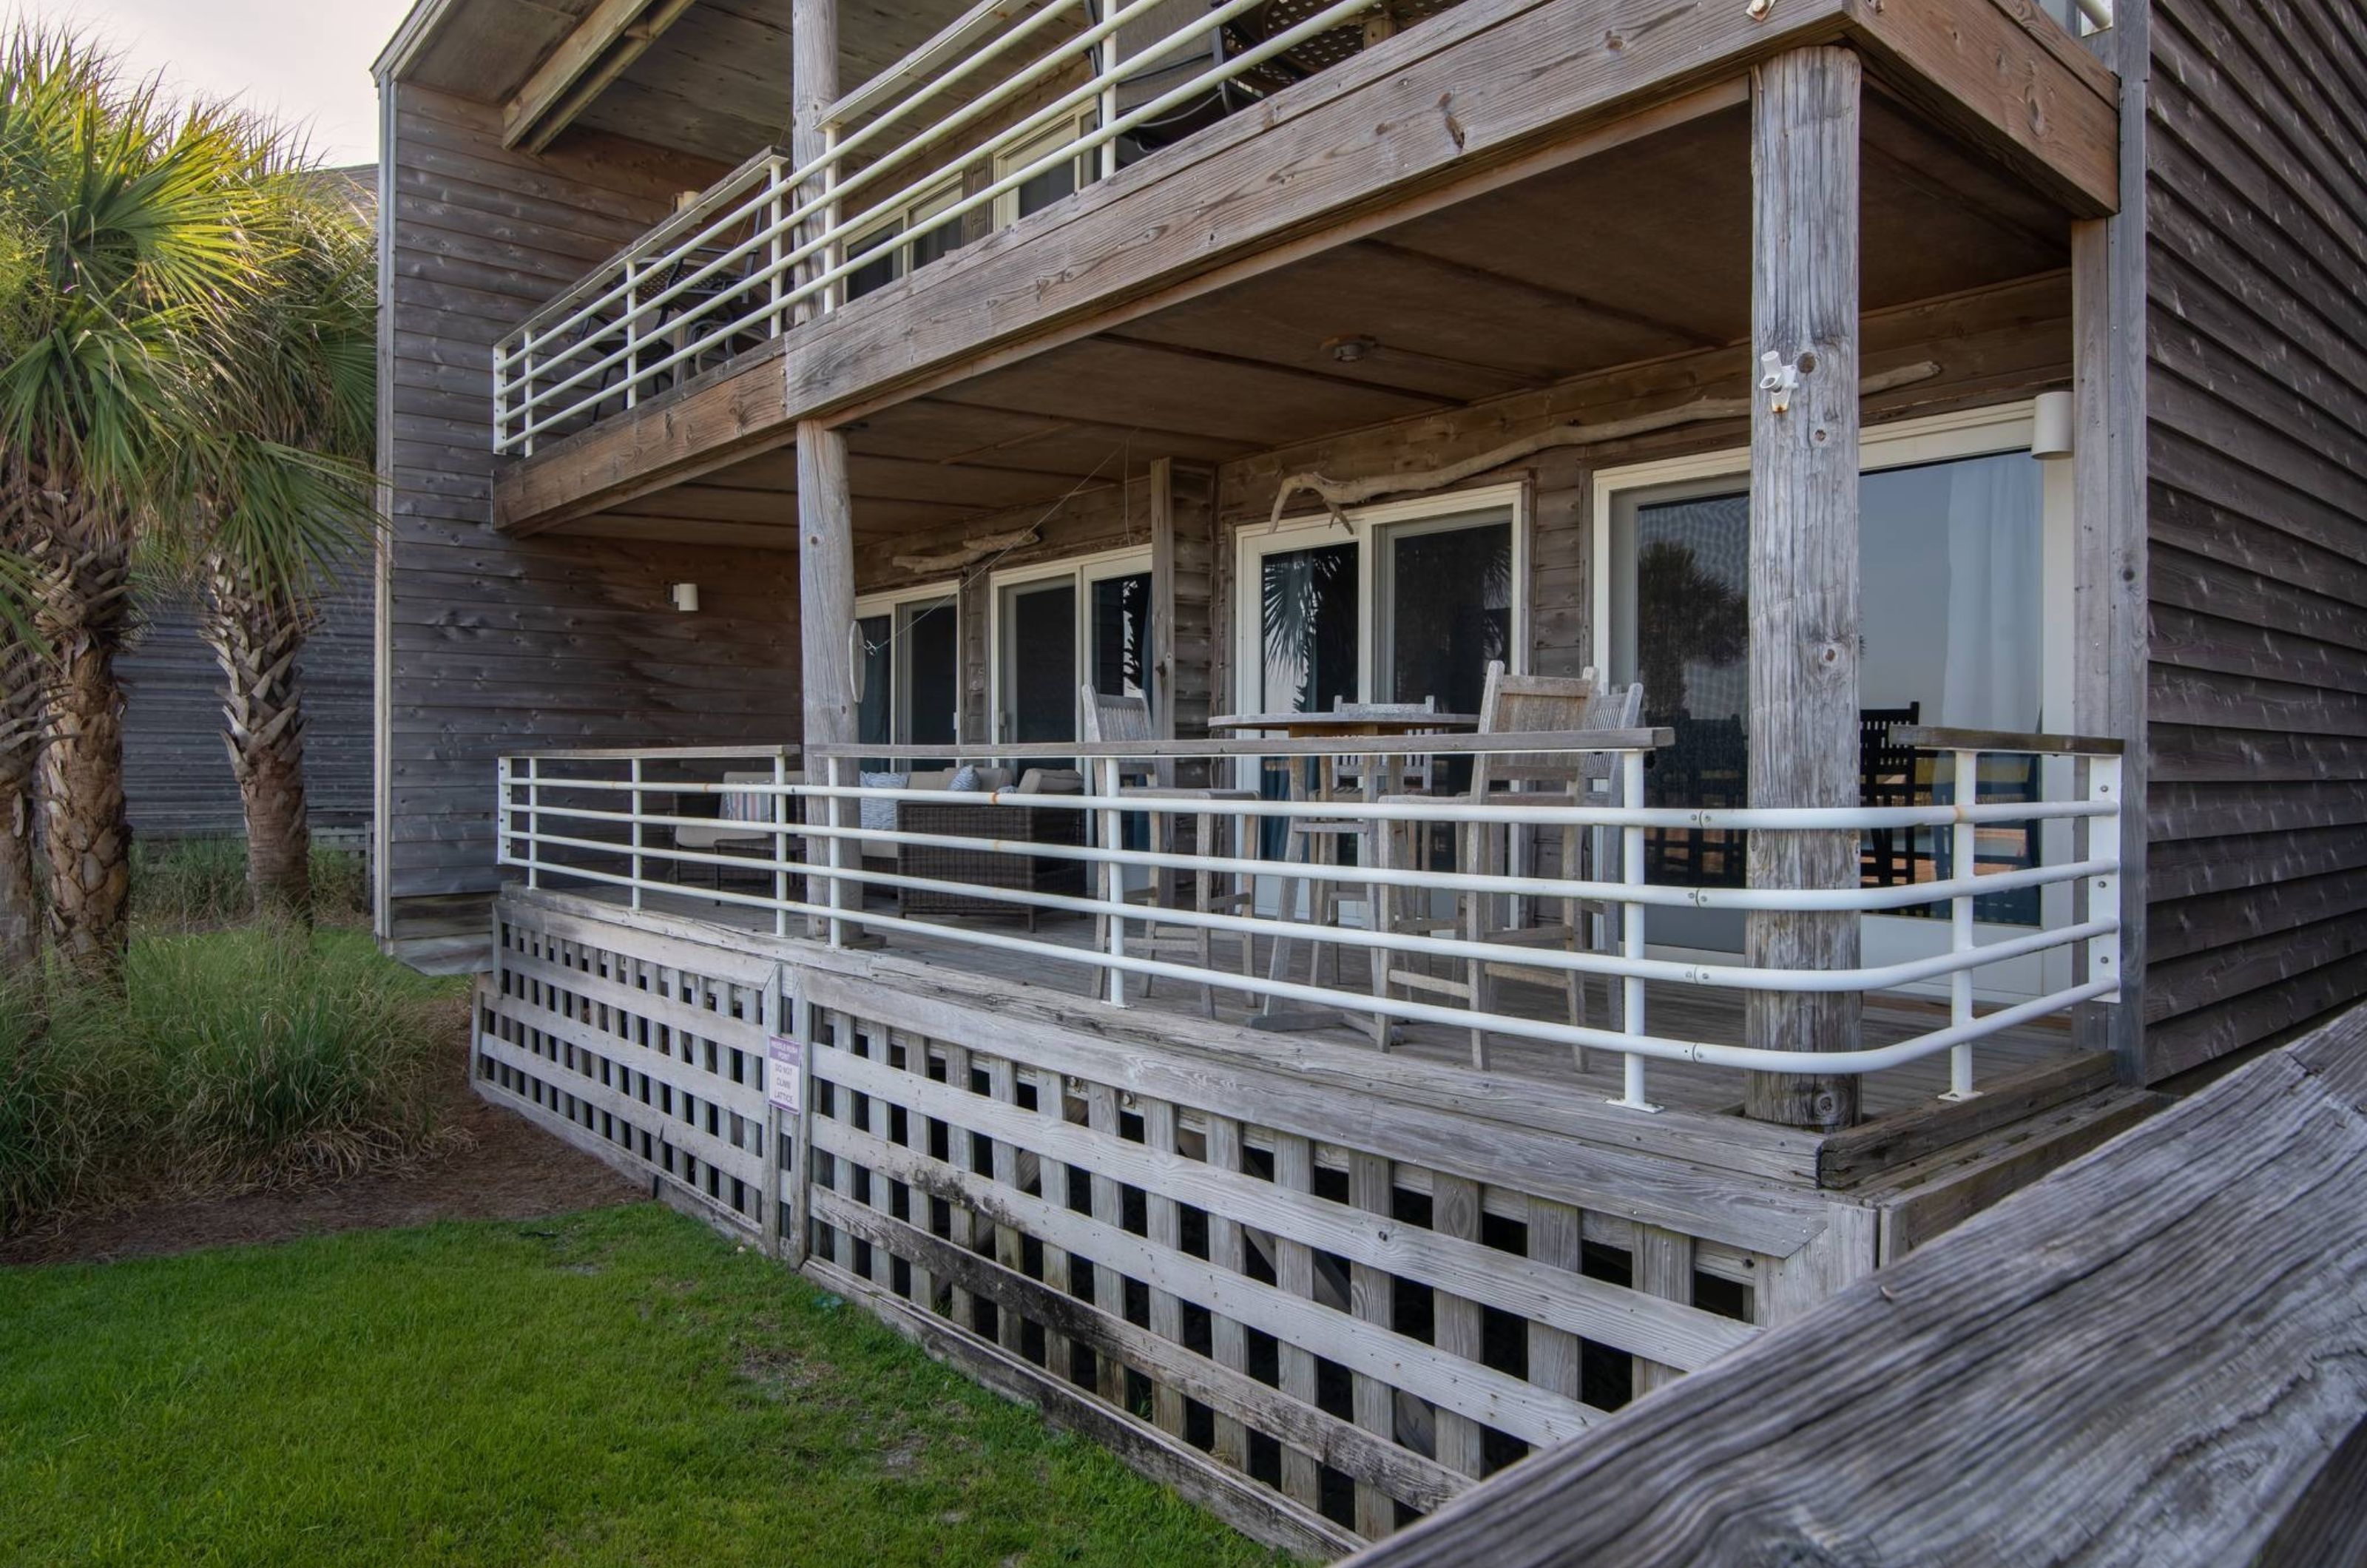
[476,882,2158,1555]
[551,877,2088,1127]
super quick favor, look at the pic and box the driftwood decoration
[891,524,1041,574]
[1266,360,1943,530]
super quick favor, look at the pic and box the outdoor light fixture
[670,582,700,613]
[2031,389,2074,460]
[1324,334,1377,363]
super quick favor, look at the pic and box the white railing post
[496,755,514,865]
[521,346,538,456]
[825,753,849,948]
[1942,748,1982,1101]
[766,157,788,334]
[629,756,645,910]
[821,128,843,314]
[493,354,510,453]
[1096,0,1119,183]
[2086,753,2124,1002]
[1611,749,1659,1112]
[1101,755,1128,1007]
[524,754,541,889]
[774,749,791,939]
[624,261,642,408]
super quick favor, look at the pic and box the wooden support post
[797,425,855,745]
[2071,10,2148,1086]
[798,422,857,939]
[789,0,837,327]
[1148,457,1178,743]
[1743,46,1863,1132]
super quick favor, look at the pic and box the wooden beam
[1742,47,1863,1132]
[1097,332,1462,410]
[1354,239,1728,351]
[1842,0,2119,217]
[502,0,701,155]
[491,346,794,535]
[2070,15,2149,1084]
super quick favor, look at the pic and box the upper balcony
[482,0,2120,534]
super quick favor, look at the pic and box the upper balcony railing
[489,0,2118,457]
[494,728,2124,1112]
[492,0,1449,454]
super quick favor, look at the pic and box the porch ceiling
[550,87,2070,552]
[395,0,976,163]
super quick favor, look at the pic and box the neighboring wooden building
[119,576,376,842]
[371,0,2363,1551]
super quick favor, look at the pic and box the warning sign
[768,1035,803,1115]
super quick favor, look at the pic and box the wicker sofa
[891,767,1087,929]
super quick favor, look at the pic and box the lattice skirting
[476,903,781,1237]
[475,896,1875,1557]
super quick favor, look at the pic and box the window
[843,182,964,303]
[854,584,960,766]
[991,550,1154,746]
[994,110,1101,229]
[1238,487,1524,718]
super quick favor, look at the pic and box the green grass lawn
[0,1203,1283,1567]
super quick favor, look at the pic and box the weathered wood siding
[377,84,808,966]
[2141,0,2367,1076]
[120,575,374,839]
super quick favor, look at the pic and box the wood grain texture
[1742,48,1863,1130]
[121,575,374,838]
[1344,1001,2367,1567]
[376,85,806,959]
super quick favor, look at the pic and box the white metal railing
[491,0,1422,453]
[493,728,2123,1112]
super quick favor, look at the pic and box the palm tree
[185,159,376,920]
[1635,539,1746,722]
[0,545,37,974]
[0,30,266,974]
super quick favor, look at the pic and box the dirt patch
[0,1025,643,1269]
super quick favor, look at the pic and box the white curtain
[1940,456,2044,730]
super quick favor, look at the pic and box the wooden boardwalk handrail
[1345,1001,2367,1567]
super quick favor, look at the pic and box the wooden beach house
[371,0,2366,1549]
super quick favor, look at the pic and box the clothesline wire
[854,431,1143,684]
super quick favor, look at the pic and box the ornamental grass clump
[129,838,370,929]
[0,928,463,1234]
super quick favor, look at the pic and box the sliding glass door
[1598,408,2068,996]
[1247,493,1520,719]
[993,551,1154,748]
[856,587,959,768]
[1000,577,1077,748]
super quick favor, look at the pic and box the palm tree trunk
[204,556,314,920]
[22,497,134,978]
[0,629,39,976]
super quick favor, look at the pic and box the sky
[0,0,416,166]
